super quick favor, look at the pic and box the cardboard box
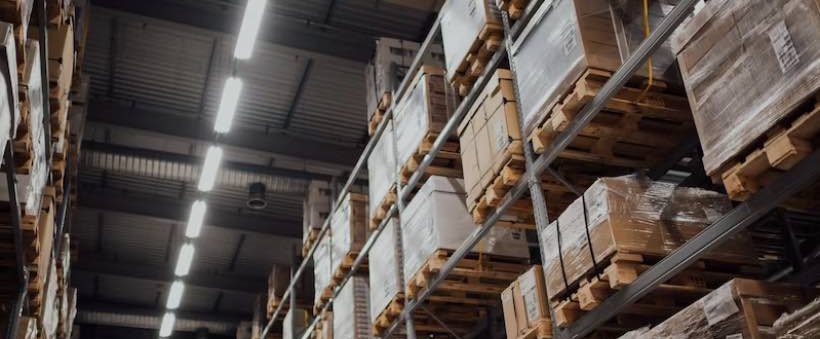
[401,176,530,285]
[368,218,404,323]
[303,180,331,236]
[440,0,502,82]
[330,192,368,275]
[502,266,551,339]
[333,276,371,339]
[458,69,521,207]
[367,122,398,222]
[283,307,310,339]
[541,175,756,299]
[313,232,333,304]
[627,279,819,338]
[671,0,820,176]
[393,66,456,171]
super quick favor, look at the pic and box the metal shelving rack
[261,0,820,338]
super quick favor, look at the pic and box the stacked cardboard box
[541,174,756,300]
[672,0,820,201]
[302,180,331,255]
[502,266,552,339]
[623,279,818,338]
[367,218,403,328]
[440,0,503,94]
[329,192,368,281]
[333,275,372,339]
[313,231,333,309]
[366,121,397,229]
[266,264,313,320]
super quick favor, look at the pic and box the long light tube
[185,200,207,238]
[166,281,185,310]
[234,0,267,59]
[174,244,195,276]
[198,146,223,192]
[214,77,243,133]
[159,312,176,337]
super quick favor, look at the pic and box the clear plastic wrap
[313,232,333,303]
[20,40,46,216]
[400,176,530,285]
[634,279,818,338]
[540,174,755,298]
[303,180,331,236]
[333,275,372,339]
[610,0,682,84]
[330,193,368,275]
[368,217,404,322]
[775,297,820,338]
[671,0,820,175]
[367,122,397,220]
[0,22,18,123]
[393,67,456,171]
[440,0,501,81]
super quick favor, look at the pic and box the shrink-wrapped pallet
[364,37,444,118]
[0,22,17,162]
[15,316,37,339]
[775,297,820,338]
[267,264,312,318]
[303,180,331,236]
[368,218,403,322]
[671,0,820,175]
[401,176,529,285]
[333,276,371,339]
[627,279,819,338]
[283,307,310,339]
[440,0,502,83]
[330,193,368,275]
[41,261,59,339]
[501,265,552,339]
[367,123,397,222]
[313,232,333,304]
[540,174,755,298]
[511,0,681,134]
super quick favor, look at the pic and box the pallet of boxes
[302,180,330,256]
[265,264,313,321]
[671,0,820,207]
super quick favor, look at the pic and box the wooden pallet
[529,68,693,169]
[265,295,310,320]
[301,228,321,257]
[330,251,367,289]
[369,183,396,231]
[717,95,820,202]
[371,293,489,338]
[497,0,529,20]
[313,285,333,315]
[398,133,462,184]
[451,24,504,96]
[406,249,530,306]
[550,252,761,331]
[516,319,552,339]
[368,92,392,136]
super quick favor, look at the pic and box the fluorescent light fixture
[166,281,185,309]
[159,312,176,337]
[198,146,223,192]
[234,0,267,59]
[174,244,195,276]
[214,77,242,133]
[185,200,207,238]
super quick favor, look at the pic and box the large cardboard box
[333,276,372,339]
[540,175,756,299]
[626,279,819,338]
[367,123,398,222]
[458,69,521,208]
[330,192,368,276]
[368,218,403,323]
[671,0,820,176]
[393,66,456,172]
[313,232,333,304]
[501,266,551,339]
[440,0,502,83]
[303,180,331,236]
[266,264,312,318]
[401,176,530,285]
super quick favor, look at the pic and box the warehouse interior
[1,0,819,339]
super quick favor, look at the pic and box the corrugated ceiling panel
[98,275,161,308]
[194,226,241,273]
[75,209,176,267]
[231,235,298,278]
[179,285,220,313]
[218,292,257,314]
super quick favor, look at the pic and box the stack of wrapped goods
[282,307,310,339]
[313,231,333,312]
[55,234,76,339]
[541,174,760,336]
[366,116,397,230]
[501,266,552,339]
[671,0,820,205]
[368,218,404,336]
[302,180,330,256]
[440,0,503,95]
[621,279,819,338]
[401,176,530,337]
[329,192,368,289]
[266,264,313,320]
[333,275,371,339]
[774,297,820,338]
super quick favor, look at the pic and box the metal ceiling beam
[89,0,375,62]
[282,58,313,130]
[78,188,302,238]
[73,257,265,293]
[87,100,362,166]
